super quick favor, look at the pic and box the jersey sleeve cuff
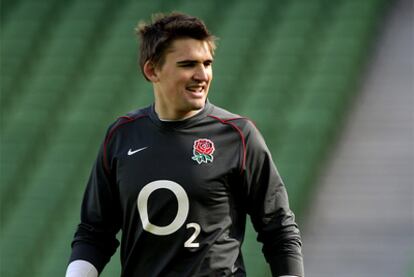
[69,242,110,274]
[268,255,304,277]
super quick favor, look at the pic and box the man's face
[152,38,213,120]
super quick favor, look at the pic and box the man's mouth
[186,84,206,94]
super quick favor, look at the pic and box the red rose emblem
[194,139,215,155]
[192,139,215,164]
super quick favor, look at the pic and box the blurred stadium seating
[0,0,388,276]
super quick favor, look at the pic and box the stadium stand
[0,0,388,276]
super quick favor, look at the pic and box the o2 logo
[137,180,200,248]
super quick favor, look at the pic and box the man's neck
[156,107,203,121]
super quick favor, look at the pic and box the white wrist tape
[65,260,98,277]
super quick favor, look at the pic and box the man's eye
[180,63,195,67]
[204,61,212,67]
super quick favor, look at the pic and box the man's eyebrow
[176,59,213,65]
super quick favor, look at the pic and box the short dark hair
[136,12,216,80]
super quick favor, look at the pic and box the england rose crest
[192,138,215,164]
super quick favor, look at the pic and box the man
[66,12,304,277]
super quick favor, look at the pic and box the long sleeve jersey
[69,101,304,276]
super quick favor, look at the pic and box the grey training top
[69,101,304,276]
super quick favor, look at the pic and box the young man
[66,13,304,277]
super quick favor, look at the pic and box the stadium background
[1,0,412,276]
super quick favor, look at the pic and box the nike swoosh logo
[127,147,148,156]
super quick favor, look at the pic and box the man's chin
[188,98,206,110]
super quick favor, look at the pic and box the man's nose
[193,65,209,81]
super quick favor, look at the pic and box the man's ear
[143,61,159,82]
